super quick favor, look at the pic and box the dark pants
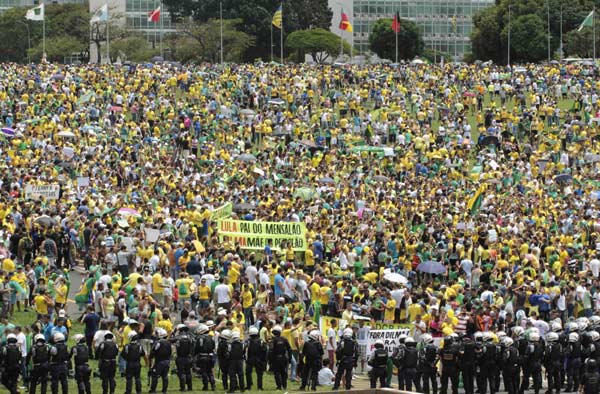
[530,362,543,393]
[228,359,244,392]
[462,364,475,394]
[441,365,459,394]
[370,366,387,388]
[422,367,438,394]
[150,359,170,394]
[176,357,192,391]
[404,367,421,392]
[75,364,91,394]
[566,358,581,391]
[245,361,264,390]
[503,367,519,394]
[477,365,495,394]
[397,367,406,390]
[198,356,215,389]
[272,356,288,389]
[300,359,320,390]
[334,357,354,390]
[100,359,116,394]
[125,362,142,394]
[30,364,49,394]
[219,359,229,390]
[50,363,68,394]
[547,364,561,394]
[2,367,19,394]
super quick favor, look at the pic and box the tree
[109,35,158,63]
[175,19,254,63]
[163,0,332,61]
[471,6,503,63]
[286,28,350,63]
[28,36,87,63]
[564,27,600,57]
[368,18,424,61]
[508,14,548,62]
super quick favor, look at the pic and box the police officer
[97,332,118,394]
[245,326,267,391]
[439,334,460,394]
[478,332,497,394]
[400,337,421,392]
[333,327,358,391]
[419,334,438,394]
[2,333,22,394]
[545,331,563,394]
[460,335,477,394]
[501,337,519,394]
[174,324,194,392]
[565,331,582,393]
[494,332,507,393]
[580,358,600,394]
[369,339,388,388]
[300,330,324,391]
[217,329,232,391]
[392,334,407,390]
[71,334,92,394]
[196,324,216,391]
[29,334,50,394]
[49,332,69,394]
[521,330,544,394]
[227,331,245,393]
[122,331,148,394]
[269,325,291,391]
[149,328,171,394]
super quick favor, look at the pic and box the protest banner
[217,219,307,251]
[25,184,60,200]
[211,202,233,220]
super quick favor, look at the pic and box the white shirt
[215,283,231,303]
[245,265,258,285]
[318,367,335,385]
[326,327,337,351]
[259,271,270,287]
[16,332,27,357]
[162,277,175,297]
[590,259,600,278]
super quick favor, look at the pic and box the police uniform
[196,333,216,390]
[333,336,358,390]
[150,338,171,394]
[245,335,267,390]
[227,337,246,393]
[478,341,497,394]
[122,338,146,394]
[439,340,459,394]
[269,333,292,390]
[175,333,194,391]
[566,337,582,392]
[2,339,22,394]
[299,338,324,391]
[29,341,50,394]
[369,344,388,388]
[544,341,563,394]
[71,342,92,394]
[49,340,69,394]
[97,338,119,394]
[217,336,231,391]
[393,341,407,390]
[402,342,421,392]
[420,342,438,394]
[520,339,543,394]
[460,338,476,394]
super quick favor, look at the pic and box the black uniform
[122,339,145,394]
[333,336,358,390]
[269,334,292,390]
[97,339,119,394]
[300,338,324,391]
[502,344,520,394]
[71,343,92,394]
[520,340,543,394]
[369,346,388,388]
[516,337,529,394]
[175,334,194,391]
[30,342,50,394]
[49,341,69,394]
[227,338,245,393]
[440,341,460,394]
[245,335,267,390]
[150,338,171,394]
[217,336,231,391]
[544,341,563,394]
[196,334,216,390]
[420,343,438,394]
[477,341,497,394]
[460,339,477,394]
[2,340,22,394]
[392,342,407,390]
[566,339,582,392]
[402,343,421,392]
[581,369,600,394]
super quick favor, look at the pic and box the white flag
[25,3,44,21]
[90,4,108,24]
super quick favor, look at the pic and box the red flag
[148,6,161,23]
[339,11,353,32]
[392,12,401,33]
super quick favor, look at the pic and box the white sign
[77,177,90,187]
[366,329,411,356]
[144,228,161,243]
[25,184,60,200]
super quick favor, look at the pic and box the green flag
[578,10,594,31]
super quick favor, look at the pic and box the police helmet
[73,334,85,344]
[502,337,514,347]
[589,331,600,342]
[483,332,494,342]
[197,324,209,335]
[566,322,579,333]
[399,334,407,343]
[155,328,167,339]
[231,331,241,341]
[404,337,415,344]
[53,333,65,343]
[511,326,524,337]
[474,331,484,342]
[309,330,320,341]
[177,324,188,333]
[220,329,232,341]
[105,332,115,341]
[590,315,600,327]
[569,332,580,343]
[128,331,139,341]
[496,331,507,340]
[343,328,353,338]
[551,322,562,332]
[375,339,384,347]
[34,334,46,343]
[249,326,259,336]
[587,358,597,369]
[272,325,282,335]
[421,334,434,344]
[529,332,540,342]
[546,332,559,343]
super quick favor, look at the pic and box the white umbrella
[383,269,408,284]
[57,130,76,138]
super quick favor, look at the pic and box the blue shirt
[83,313,100,337]
[274,274,285,298]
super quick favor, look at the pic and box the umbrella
[51,74,65,81]
[411,59,425,65]
[478,135,500,147]
[237,153,257,162]
[110,106,123,112]
[152,56,164,63]
[383,269,408,284]
[585,153,600,163]
[463,91,476,97]
[554,174,573,183]
[372,175,390,182]
[550,60,560,65]
[417,261,446,275]
[293,187,316,201]
[252,168,265,177]
[233,202,255,212]
[318,177,335,184]
[57,130,76,138]
[271,130,291,137]
[240,109,255,116]
[34,215,58,227]
[299,139,317,148]
[268,98,286,106]
[118,207,141,218]
[485,178,502,185]
[1,127,16,137]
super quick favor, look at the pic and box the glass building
[0,0,86,14]
[124,0,173,45]
[349,0,494,59]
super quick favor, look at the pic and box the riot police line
[368,316,600,394]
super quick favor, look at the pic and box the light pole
[16,20,31,64]
[547,0,551,62]
[559,1,563,61]
[507,4,512,67]
[220,0,224,65]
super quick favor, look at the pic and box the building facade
[330,0,494,60]
[0,0,85,14]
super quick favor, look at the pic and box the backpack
[21,237,33,252]
[303,340,321,360]
[32,344,49,364]
[3,344,20,367]
[337,338,355,359]
[228,341,244,361]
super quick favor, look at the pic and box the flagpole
[395,27,398,63]
[106,13,110,63]
[270,22,273,63]
[594,6,597,61]
[280,1,283,63]
[42,1,45,61]
[160,0,164,59]
[220,0,223,65]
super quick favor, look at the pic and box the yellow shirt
[384,298,396,321]
[242,290,253,308]
[199,284,211,300]
[157,319,173,335]
[152,273,164,295]
[55,284,68,304]
[34,295,48,314]
[407,303,423,322]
